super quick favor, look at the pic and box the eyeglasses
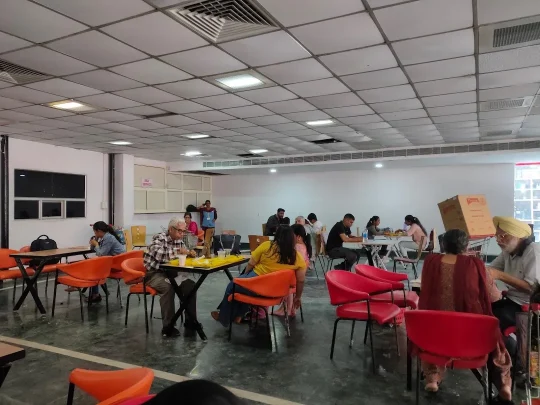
[495,232,510,241]
[171,226,184,233]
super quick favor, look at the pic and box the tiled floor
[0,263,515,404]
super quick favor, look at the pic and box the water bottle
[362,228,368,241]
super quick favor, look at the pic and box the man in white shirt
[307,213,323,233]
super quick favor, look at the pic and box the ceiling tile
[12,105,74,118]
[151,127,190,135]
[264,123,306,132]
[118,106,165,116]
[357,84,416,103]
[380,109,428,121]
[324,105,374,118]
[479,66,540,89]
[245,115,291,125]
[352,122,390,130]
[393,29,474,65]
[432,113,477,123]
[150,115,201,126]
[102,12,208,55]
[339,115,384,125]
[479,108,529,119]
[480,45,540,74]
[374,0,472,41]
[285,78,349,98]
[72,126,112,134]
[388,117,433,127]
[110,59,192,85]
[120,119,168,130]
[153,100,211,114]
[371,98,423,113]
[0,87,62,104]
[0,31,31,54]
[405,56,475,83]
[257,0,363,27]
[113,87,181,104]
[435,121,477,129]
[428,103,477,116]
[477,0,540,25]
[157,79,226,99]
[2,46,94,76]
[66,70,144,91]
[59,115,109,125]
[0,96,30,109]
[3,122,50,132]
[306,93,364,109]
[236,87,297,103]
[183,111,235,122]
[25,79,102,98]
[400,124,438,134]
[415,76,476,97]
[281,110,331,122]
[85,111,140,122]
[192,94,253,109]
[220,106,274,119]
[341,68,408,91]
[179,123,222,132]
[34,0,153,26]
[480,117,525,126]
[234,126,276,135]
[422,91,477,107]
[210,120,255,129]
[0,110,42,122]
[257,59,332,85]
[47,31,147,67]
[160,46,246,76]
[320,45,397,76]
[220,31,310,67]
[32,119,82,129]
[0,0,87,42]
[290,13,383,55]
[479,84,540,101]
[262,99,317,114]
[94,123,138,132]
[77,93,142,109]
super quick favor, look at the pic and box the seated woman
[274,224,312,317]
[398,214,428,257]
[366,216,388,261]
[211,225,307,326]
[88,221,126,302]
[419,229,511,403]
[184,212,198,235]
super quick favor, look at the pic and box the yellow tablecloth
[168,255,247,268]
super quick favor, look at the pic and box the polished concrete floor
[0,261,521,405]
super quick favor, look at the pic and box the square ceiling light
[184,134,210,139]
[306,119,334,126]
[47,99,100,113]
[206,69,275,93]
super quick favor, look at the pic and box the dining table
[0,342,25,389]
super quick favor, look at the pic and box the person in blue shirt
[199,200,217,258]
[89,221,126,303]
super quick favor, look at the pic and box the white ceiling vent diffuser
[479,16,540,52]
[167,0,278,43]
[479,96,533,111]
[0,59,50,85]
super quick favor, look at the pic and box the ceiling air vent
[480,97,533,111]
[238,153,256,157]
[479,15,540,52]
[310,137,341,145]
[167,0,279,43]
[0,59,50,85]
[484,130,514,137]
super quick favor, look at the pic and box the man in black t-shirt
[326,213,364,271]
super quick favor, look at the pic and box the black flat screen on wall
[15,170,85,198]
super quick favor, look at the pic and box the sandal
[424,381,440,393]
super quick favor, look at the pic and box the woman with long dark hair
[211,225,307,326]
[88,221,126,302]
[365,216,389,262]
[398,214,428,257]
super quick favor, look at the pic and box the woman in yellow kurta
[211,226,307,326]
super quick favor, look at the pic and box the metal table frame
[0,342,25,389]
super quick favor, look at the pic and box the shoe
[161,327,180,337]
[490,396,514,405]
[85,294,102,303]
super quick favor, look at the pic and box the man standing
[199,200,217,258]
[265,208,286,236]
[326,213,364,271]
[144,218,201,337]
[488,216,540,332]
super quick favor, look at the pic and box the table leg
[0,363,12,389]
[13,258,46,314]
[224,268,234,281]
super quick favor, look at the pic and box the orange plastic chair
[131,226,147,249]
[109,251,144,308]
[227,269,296,348]
[67,367,154,405]
[121,258,158,334]
[51,256,113,321]
[0,248,35,304]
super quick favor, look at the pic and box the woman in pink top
[398,215,428,257]
[184,212,198,235]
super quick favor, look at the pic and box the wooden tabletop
[0,342,25,366]
[10,247,93,258]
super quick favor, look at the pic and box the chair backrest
[131,226,146,246]
[248,235,269,252]
[234,269,295,298]
[325,270,391,306]
[222,230,236,235]
[425,229,437,252]
[355,264,408,287]
[62,256,113,281]
[111,250,144,272]
[123,230,133,251]
[405,310,499,360]
[0,249,19,270]
[121,258,147,284]
[321,225,327,232]
[18,246,32,265]
[261,223,267,235]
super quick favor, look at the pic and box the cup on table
[178,254,187,266]
[224,248,231,257]
[217,250,226,258]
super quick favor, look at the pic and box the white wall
[10,139,108,249]
[212,164,515,253]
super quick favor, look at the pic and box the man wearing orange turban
[488,216,539,334]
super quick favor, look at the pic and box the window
[14,169,86,220]
[514,164,540,241]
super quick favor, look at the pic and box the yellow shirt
[252,241,306,276]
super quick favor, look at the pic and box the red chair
[405,310,499,404]
[393,236,425,279]
[325,270,401,372]
[355,264,419,309]
[109,250,144,308]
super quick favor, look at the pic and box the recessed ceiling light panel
[375,163,383,168]
[184,134,210,139]
[184,151,202,157]
[108,141,133,146]
[207,69,274,93]
[48,100,99,113]
[249,149,268,154]
[269,168,277,173]
[306,119,334,126]
[216,74,263,90]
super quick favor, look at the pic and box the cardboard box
[438,195,496,238]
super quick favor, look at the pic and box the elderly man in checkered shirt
[144,217,200,337]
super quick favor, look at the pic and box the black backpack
[213,234,241,255]
[29,235,59,267]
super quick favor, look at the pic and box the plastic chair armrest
[330,283,370,305]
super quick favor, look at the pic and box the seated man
[265,208,286,236]
[326,213,364,271]
[488,216,540,334]
[144,217,200,338]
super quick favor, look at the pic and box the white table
[343,239,398,270]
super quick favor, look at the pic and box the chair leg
[415,357,420,405]
[299,304,304,323]
[11,279,17,305]
[264,307,272,350]
[330,318,340,359]
[67,382,75,405]
[51,271,59,318]
[394,320,400,356]
[369,321,376,373]
[143,285,149,334]
[45,273,49,295]
[364,321,370,344]
[412,263,418,279]
[228,297,235,341]
[349,320,356,348]
[101,283,109,314]
[284,302,291,337]
[125,293,132,326]
[393,260,397,273]
[78,289,84,322]
[116,280,123,309]
[150,295,155,318]
[312,261,319,280]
